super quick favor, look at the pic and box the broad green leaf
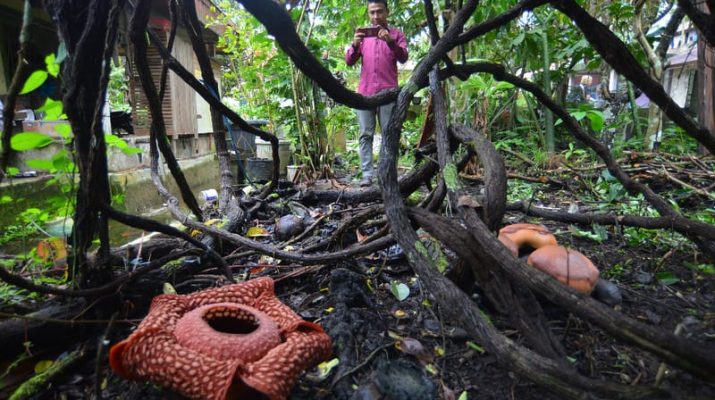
[20,70,48,95]
[120,146,143,155]
[25,159,54,171]
[104,134,122,146]
[52,150,74,171]
[567,225,607,243]
[45,53,60,77]
[511,32,525,47]
[494,81,514,91]
[458,392,468,400]
[11,132,54,151]
[36,98,63,120]
[656,272,680,286]
[571,111,587,121]
[689,263,715,275]
[55,124,72,139]
[586,111,605,132]
[586,58,602,70]
[390,281,410,301]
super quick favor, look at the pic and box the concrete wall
[11,133,215,173]
[664,65,696,108]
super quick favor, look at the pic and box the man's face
[368,2,388,27]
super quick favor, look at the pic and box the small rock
[645,310,662,324]
[634,272,653,284]
[374,358,436,400]
[592,279,622,306]
[274,214,305,241]
[423,319,441,334]
[681,316,701,328]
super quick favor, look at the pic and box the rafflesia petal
[109,277,332,400]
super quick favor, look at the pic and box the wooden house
[0,0,226,168]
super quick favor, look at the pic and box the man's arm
[345,44,361,66]
[389,30,408,63]
[346,31,364,66]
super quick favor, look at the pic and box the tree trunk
[644,102,662,150]
[697,2,715,155]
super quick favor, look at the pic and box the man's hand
[353,31,365,48]
[377,28,393,44]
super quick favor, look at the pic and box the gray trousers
[356,101,395,179]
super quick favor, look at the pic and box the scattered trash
[200,188,218,203]
[14,170,38,178]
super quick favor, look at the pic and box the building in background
[0,0,227,172]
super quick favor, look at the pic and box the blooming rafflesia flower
[110,277,332,400]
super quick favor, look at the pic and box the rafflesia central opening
[204,307,260,335]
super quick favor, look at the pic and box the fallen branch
[505,198,715,241]
[9,346,86,400]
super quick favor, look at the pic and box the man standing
[345,0,408,186]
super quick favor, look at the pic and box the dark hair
[368,0,388,9]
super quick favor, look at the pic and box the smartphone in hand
[356,26,381,37]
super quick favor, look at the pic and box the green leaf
[52,150,73,171]
[34,359,54,374]
[567,225,607,243]
[104,134,122,146]
[45,53,60,77]
[316,358,340,379]
[494,81,514,91]
[20,70,48,95]
[511,32,525,47]
[694,264,715,274]
[586,58,602,70]
[458,391,468,400]
[586,110,605,132]
[163,282,177,294]
[55,124,72,139]
[466,341,485,354]
[656,272,679,286]
[36,98,63,120]
[120,146,143,155]
[11,132,54,151]
[390,281,410,301]
[571,111,587,121]
[7,167,20,175]
[25,159,55,171]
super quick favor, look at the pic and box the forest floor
[1,156,715,400]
